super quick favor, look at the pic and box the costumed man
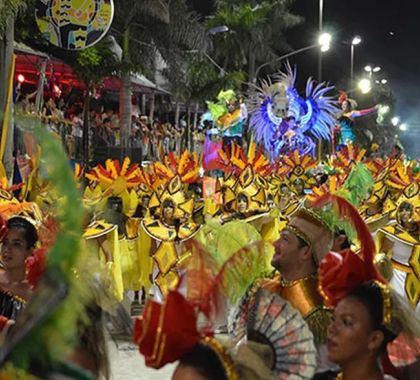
[230,205,336,375]
[336,90,378,146]
[231,207,334,344]
[135,223,318,380]
[376,164,420,313]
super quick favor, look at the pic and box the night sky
[189,0,420,156]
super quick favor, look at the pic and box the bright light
[17,74,25,83]
[373,66,381,72]
[208,25,229,35]
[391,117,399,126]
[399,123,407,131]
[378,105,390,115]
[364,65,372,72]
[358,78,372,94]
[352,35,362,45]
[320,44,330,52]
[318,33,332,52]
[381,79,388,84]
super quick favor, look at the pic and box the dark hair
[348,282,397,349]
[178,343,228,380]
[296,235,309,250]
[162,199,175,209]
[7,217,38,248]
[334,229,351,250]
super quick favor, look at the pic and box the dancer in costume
[231,207,334,349]
[376,164,420,312]
[142,151,201,299]
[249,63,339,160]
[336,91,378,145]
[134,235,317,380]
[316,193,420,379]
[0,217,37,320]
[85,158,144,302]
[207,90,248,149]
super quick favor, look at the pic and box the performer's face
[1,228,33,271]
[327,297,384,365]
[271,229,307,271]
[341,100,350,111]
[162,201,175,220]
[237,194,248,214]
[398,202,417,225]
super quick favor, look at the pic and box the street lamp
[252,33,333,83]
[364,65,381,78]
[391,116,400,126]
[399,123,407,131]
[358,78,372,94]
[381,79,388,84]
[350,35,362,88]
[319,33,332,52]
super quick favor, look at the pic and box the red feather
[311,194,386,307]
[113,160,121,175]
[168,152,178,172]
[311,194,377,269]
[125,163,139,178]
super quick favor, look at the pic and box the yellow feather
[178,150,189,174]
[293,149,300,164]
[121,157,130,176]
[248,141,256,163]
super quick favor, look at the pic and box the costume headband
[201,336,238,380]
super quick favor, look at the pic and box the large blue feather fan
[249,62,339,160]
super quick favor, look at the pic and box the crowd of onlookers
[15,91,214,162]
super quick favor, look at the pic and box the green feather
[4,116,89,374]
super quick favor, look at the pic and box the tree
[111,0,209,148]
[209,0,303,84]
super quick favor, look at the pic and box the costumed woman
[336,91,378,146]
[206,90,248,149]
[315,194,420,380]
[249,63,338,160]
[0,217,38,320]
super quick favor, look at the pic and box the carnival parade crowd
[0,58,419,380]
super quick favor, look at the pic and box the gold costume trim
[201,336,238,380]
[284,225,312,248]
[262,275,328,345]
[374,281,393,332]
[0,288,27,305]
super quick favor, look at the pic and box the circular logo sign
[35,0,114,50]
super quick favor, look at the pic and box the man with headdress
[231,207,333,342]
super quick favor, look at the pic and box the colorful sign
[35,0,114,50]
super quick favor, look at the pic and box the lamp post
[252,33,331,84]
[318,0,324,81]
[350,35,361,88]
[364,65,381,78]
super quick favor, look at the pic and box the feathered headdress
[249,62,339,159]
[85,157,142,216]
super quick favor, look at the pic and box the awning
[14,42,167,94]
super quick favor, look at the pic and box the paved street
[109,338,175,380]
